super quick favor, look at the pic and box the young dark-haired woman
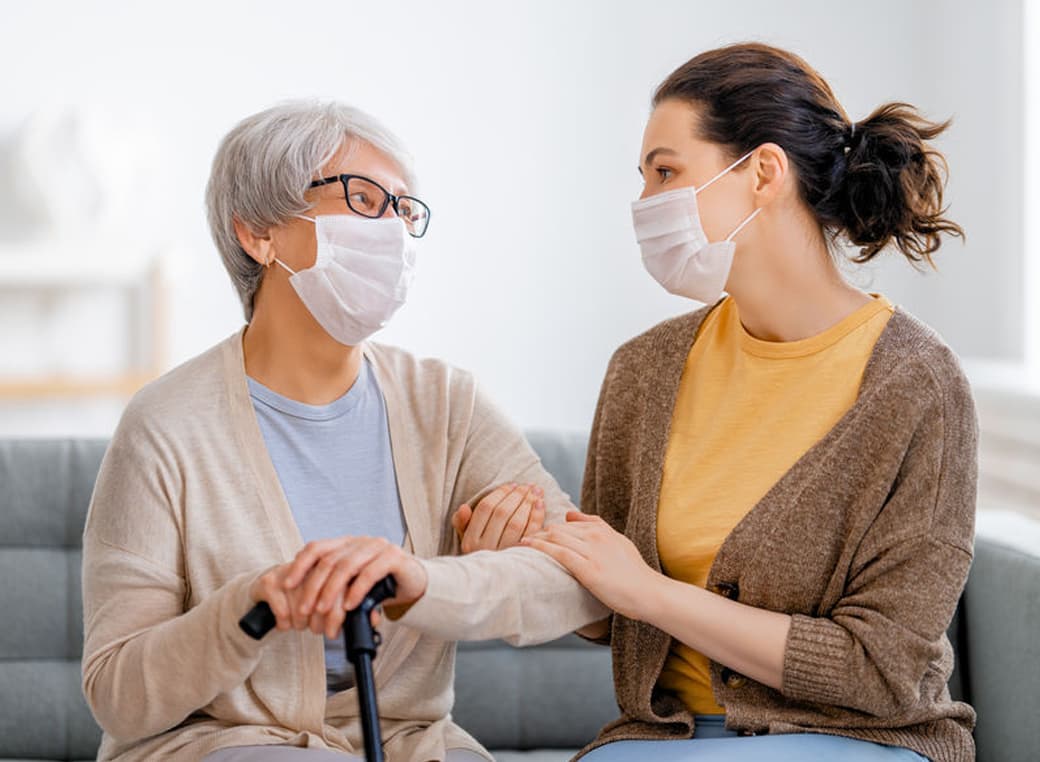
[521,43,976,762]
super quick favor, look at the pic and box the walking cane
[239,575,398,762]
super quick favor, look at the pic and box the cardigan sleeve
[574,351,618,646]
[81,405,267,743]
[781,352,978,717]
[394,379,608,645]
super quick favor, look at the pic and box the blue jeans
[581,715,929,761]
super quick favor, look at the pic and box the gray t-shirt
[247,359,406,692]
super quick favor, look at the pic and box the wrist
[248,564,276,604]
[411,556,429,601]
[628,569,672,624]
[386,557,428,620]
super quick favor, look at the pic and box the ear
[751,143,789,205]
[232,216,275,267]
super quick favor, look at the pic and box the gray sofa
[0,433,1037,762]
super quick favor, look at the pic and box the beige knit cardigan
[81,328,607,762]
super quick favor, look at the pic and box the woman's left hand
[452,482,546,553]
[282,536,428,638]
[521,511,661,621]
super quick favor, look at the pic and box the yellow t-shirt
[655,293,895,715]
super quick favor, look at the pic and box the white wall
[0,0,1026,437]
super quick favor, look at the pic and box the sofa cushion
[453,635,615,751]
[961,535,1040,762]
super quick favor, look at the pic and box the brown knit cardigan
[575,302,977,762]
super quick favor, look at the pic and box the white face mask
[631,150,761,304]
[272,214,416,346]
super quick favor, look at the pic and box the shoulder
[365,341,476,388]
[365,341,480,406]
[602,302,717,385]
[365,342,523,457]
[117,332,238,440]
[875,308,975,417]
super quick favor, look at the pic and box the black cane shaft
[352,652,383,762]
[239,575,396,761]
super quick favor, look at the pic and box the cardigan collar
[219,327,425,727]
[627,299,930,574]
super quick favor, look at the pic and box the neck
[243,294,363,406]
[727,219,872,343]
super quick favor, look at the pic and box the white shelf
[0,241,170,399]
[0,240,158,287]
[0,372,157,399]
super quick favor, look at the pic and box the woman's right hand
[249,561,332,634]
[451,482,546,553]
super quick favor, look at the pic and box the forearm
[642,574,791,691]
[395,548,609,646]
[82,566,266,742]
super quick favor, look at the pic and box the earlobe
[232,216,274,267]
[258,241,275,269]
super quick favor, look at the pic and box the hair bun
[837,103,963,266]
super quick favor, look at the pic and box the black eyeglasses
[308,174,431,238]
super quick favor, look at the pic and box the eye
[656,167,673,181]
[349,191,377,213]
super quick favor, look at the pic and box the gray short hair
[205,100,417,321]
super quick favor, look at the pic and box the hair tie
[842,122,858,154]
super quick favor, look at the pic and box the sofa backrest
[0,439,107,760]
[2,434,1037,762]
[955,535,1040,762]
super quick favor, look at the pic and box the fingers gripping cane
[239,576,398,762]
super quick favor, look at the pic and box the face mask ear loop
[272,257,297,276]
[724,207,762,242]
[696,149,756,194]
[272,213,318,274]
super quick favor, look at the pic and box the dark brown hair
[653,42,964,266]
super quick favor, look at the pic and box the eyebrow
[368,174,409,197]
[644,147,678,167]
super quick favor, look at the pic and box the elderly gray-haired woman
[80,101,606,762]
